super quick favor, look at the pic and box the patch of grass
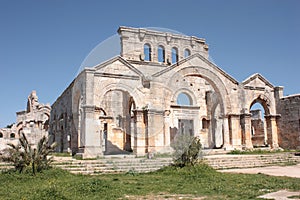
[72,155,97,160]
[228,149,300,155]
[228,149,283,155]
[50,152,72,157]
[0,164,299,199]
[288,195,300,199]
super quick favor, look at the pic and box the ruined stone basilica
[1,26,299,158]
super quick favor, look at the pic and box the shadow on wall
[104,140,132,155]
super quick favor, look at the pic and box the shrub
[1,133,57,175]
[171,134,203,167]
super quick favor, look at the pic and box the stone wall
[277,94,300,149]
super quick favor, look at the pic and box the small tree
[1,133,57,175]
[171,134,202,167]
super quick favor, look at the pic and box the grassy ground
[0,163,299,200]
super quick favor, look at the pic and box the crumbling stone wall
[0,91,50,151]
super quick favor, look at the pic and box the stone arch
[249,94,272,115]
[167,66,231,115]
[248,94,279,148]
[166,66,232,149]
[97,85,140,154]
[96,83,143,108]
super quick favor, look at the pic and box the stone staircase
[1,152,299,175]
[51,155,173,175]
[204,153,300,169]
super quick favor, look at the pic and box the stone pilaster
[132,110,147,155]
[265,115,280,148]
[164,110,171,147]
[229,114,242,148]
[147,109,165,153]
[222,116,231,149]
[81,105,103,158]
[240,113,253,149]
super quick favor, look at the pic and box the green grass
[0,163,299,200]
[49,152,72,157]
[228,149,282,155]
[228,149,300,155]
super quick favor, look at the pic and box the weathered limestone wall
[50,81,74,153]
[277,94,300,149]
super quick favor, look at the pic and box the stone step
[1,153,299,174]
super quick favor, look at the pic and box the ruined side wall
[50,81,74,153]
[277,94,300,149]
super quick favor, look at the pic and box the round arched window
[144,44,152,61]
[184,49,191,58]
[171,47,178,63]
[177,92,192,106]
[158,45,165,62]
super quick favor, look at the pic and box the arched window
[177,92,192,106]
[171,47,178,63]
[184,49,191,58]
[0,132,3,138]
[144,44,152,61]
[157,45,165,62]
[10,133,15,138]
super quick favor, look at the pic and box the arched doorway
[168,72,227,149]
[249,96,278,148]
[250,102,267,147]
[100,89,136,154]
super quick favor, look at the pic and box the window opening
[184,49,191,58]
[171,47,178,63]
[158,45,165,62]
[144,44,152,61]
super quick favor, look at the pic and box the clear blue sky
[0,0,299,127]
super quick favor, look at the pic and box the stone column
[222,116,231,149]
[240,113,253,149]
[265,115,280,148]
[81,105,103,158]
[229,114,242,148]
[164,110,171,147]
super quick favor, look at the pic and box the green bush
[171,134,203,167]
[1,133,57,175]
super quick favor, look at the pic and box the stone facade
[49,26,297,158]
[0,91,50,150]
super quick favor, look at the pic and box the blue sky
[0,0,299,127]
